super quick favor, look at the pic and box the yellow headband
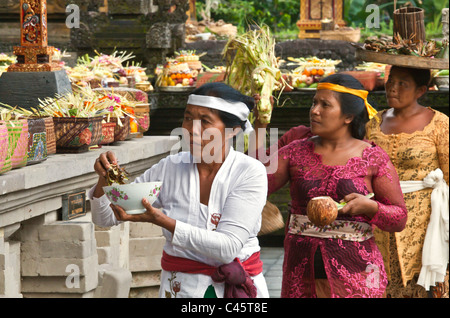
[317,82,378,120]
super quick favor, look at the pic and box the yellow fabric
[365,108,449,298]
[317,82,378,120]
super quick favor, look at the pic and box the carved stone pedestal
[0,70,71,109]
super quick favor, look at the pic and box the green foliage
[194,0,447,40]
[195,0,300,37]
[345,0,447,39]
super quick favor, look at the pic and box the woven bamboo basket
[0,119,29,169]
[53,116,103,153]
[135,104,150,135]
[0,122,9,174]
[100,121,116,145]
[355,2,449,71]
[258,201,285,236]
[393,6,425,44]
[111,116,130,142]
[92,87,149,103]
[320,28,361,42]
[26,117,47,165]
[44,116,56,155]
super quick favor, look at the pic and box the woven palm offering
[0,102,56,156]
[93,87,148,137]
[93,87,148,103]
[0,122,9,174]
[53,117,103,153]
[26,117,47,165]
[43,116,56,155]
[0,107,28,169]
[100,121,116,145]
[111,116,130,142]
[135,104,150,135]
[7,119,28,169]
[37,86,130,152]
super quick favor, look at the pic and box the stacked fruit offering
[157,60,199,87]
[157,50,205,88]
[288,57,341,89]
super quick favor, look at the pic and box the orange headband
[317,82,378,120]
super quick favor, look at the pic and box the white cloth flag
[400,168,449,291]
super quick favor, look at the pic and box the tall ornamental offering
[8,0,60,72]
[0,0,71,110]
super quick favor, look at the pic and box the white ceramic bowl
[103,182,162,215]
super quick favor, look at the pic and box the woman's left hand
[339,193,378,219]
[110,198,175,233]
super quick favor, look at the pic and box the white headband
[187,94,253,134]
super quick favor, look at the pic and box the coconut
[306,196,338,227]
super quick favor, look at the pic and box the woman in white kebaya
[89,83,269,298]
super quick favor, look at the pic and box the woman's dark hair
[389,65,431,88]
[319,73,371,140]
[190,82,254,131]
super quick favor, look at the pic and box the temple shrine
[0,0,71,110]
[8,0,60,72]
[297,0,346,38]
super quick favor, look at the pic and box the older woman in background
[366,66,449,298]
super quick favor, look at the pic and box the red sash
[161,251,263,277]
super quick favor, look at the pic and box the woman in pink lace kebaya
[265,74,408,298]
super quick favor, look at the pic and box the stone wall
[0,136,179,298]
[68,0,190,72]
[128,223,165,297]
[183,39,361,71]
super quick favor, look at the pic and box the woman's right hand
[93,151,119,198]
[94,151,118,178]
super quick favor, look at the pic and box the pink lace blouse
[267,138,407,298]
